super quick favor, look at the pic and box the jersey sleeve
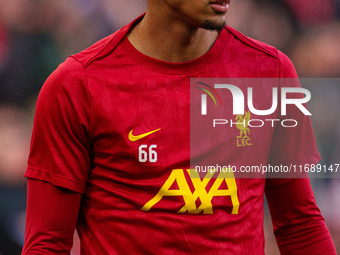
[25,57,91,193]
[266,52,336,254]
[265,178,336,255]
[267,51,321,172]
[22,179,82,254]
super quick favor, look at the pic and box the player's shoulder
[225,26,296,77]
[69,15,143,70]
[225,26,279,58]
[69,29,126,70]
[49,26,127,81]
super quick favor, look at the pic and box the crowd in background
[0,0,339,254]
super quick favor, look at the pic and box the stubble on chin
[203,19,226,32]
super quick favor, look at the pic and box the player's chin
[202,18,226,32]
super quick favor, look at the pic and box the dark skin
[127,0,230,62]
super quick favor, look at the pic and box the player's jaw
[163,0,230,32]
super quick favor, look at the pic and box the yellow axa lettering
[141,169,239,215]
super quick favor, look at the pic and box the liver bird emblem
[235,110,251,138]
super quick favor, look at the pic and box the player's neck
[127,12,219,63]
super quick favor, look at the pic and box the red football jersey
[26,16,323,254]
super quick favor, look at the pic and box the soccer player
[22,0,336,254]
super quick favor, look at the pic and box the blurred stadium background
[0,0,339,254]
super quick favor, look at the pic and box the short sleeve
[267,52,321,177]
[25,57,91,193]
